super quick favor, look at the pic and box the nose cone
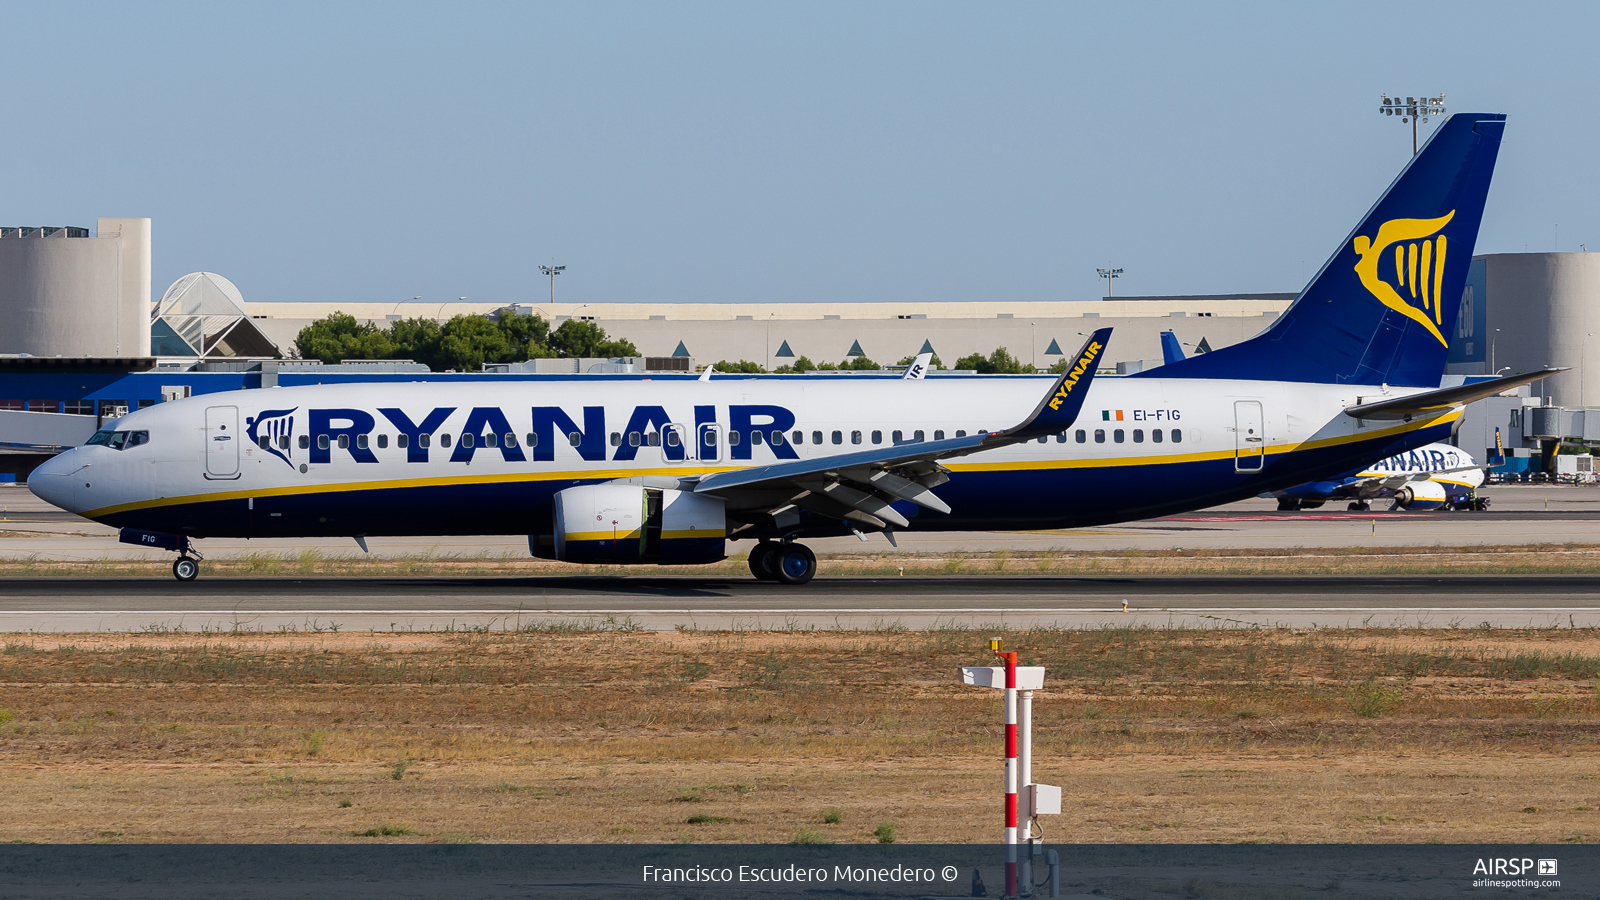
[27,450,78,512]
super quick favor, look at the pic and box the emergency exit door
[1233,401,1264,472]
[205,405,240,479]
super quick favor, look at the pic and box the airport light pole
[435,296,466,320]
[1379,94,1446,155]
[540,264,566,305]
[390,295,421,317]
[1491,328,1501,375]
[1097,267,1123,298]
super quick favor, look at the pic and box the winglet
[902,352,933,380]
[996,327,1111,441]
[1159,331,1185,365]
[699,365,714,382]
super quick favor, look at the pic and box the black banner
[0,844,1588,898]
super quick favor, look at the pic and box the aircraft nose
[27,450,79,512]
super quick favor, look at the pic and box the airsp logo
[1352,210,1455,347]
[1472,858,1554,876]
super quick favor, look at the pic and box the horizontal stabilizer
[1343,368,1563,420]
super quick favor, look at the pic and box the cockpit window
[85,429,148,450]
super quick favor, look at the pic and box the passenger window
[1056,432,1067,443]
[832,431,843,445]
[299,435,310,450]
[611,432,623,447]
[703,431,716,447]
[505,433,516,447]
[485,433,498,448]
[892,430,903,443]
[1133,429,1144,443]
[664,431,677,447]
[377,434,388,449]
[356,434,368,449]
[770,431,784,446]
[913,430,924,442]
[440,434,452,448]
[567,431,581,447]
[729,431,741,446]
[647,432,659,447]
[750,430,763,446]
[1075,429,1086,443]
[956,430,967,438]
[871,430,882,445]
[1171,429,1182,443]
[337,434,350,449]
[1114,429,1125,443]
[398,434,410,449]
[461,433,474,449]
[1036,435,1047,444]
[851,430,862,445]
[1152,429,1163,443]
[419,433,431,448]
[1094,429,1105,443]
[812,430,823,445]
[628,432,640,447]
[934,430,945,440]
[258,436,270,450]
[525,433,536,447]
[318,435,330,450]
[278,435,289,449]
[793,430,804,445]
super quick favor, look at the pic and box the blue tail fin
[1142,113,1505,387]
[1159,331,1186,365]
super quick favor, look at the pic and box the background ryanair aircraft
[30,113,1555,584]
[1269,441,1486,512]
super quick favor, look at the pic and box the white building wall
[0,218,150,358]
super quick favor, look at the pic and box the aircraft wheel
[1299,501,1325,510]
[1348,501,1370,512]
[1475,497,1491,511]
[747,542,780,581]
[172,557,199,582]
[1276,498,1300,511]
[773,543,817,585]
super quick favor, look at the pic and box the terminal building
[0,214,1595,482]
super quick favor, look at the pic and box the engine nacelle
[532,483,726,565]
[1393,480,1447,511]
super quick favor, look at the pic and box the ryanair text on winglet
[1046,341,1102,411]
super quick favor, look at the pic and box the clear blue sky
[1,2,1593,307]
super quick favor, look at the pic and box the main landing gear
[747,540,818,585]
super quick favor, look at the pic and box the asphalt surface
[4,574,1598,632]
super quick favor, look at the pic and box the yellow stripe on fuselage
[80,411,1458,519]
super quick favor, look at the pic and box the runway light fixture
[1096,267,1123,298]
[1379,93,1446,155]
[540,264,566,304]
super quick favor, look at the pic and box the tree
[708,359,767,374]
[773,355,817,374]
[293,312,396,364]
[434,314,514,371]
[954,347,1034,374]
[550,319,638,359]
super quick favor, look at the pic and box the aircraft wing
[1343,368,1564,420]
[691,329,1112,532]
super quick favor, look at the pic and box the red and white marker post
[961,638,1061,899]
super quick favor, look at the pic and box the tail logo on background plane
[1351,210,1456,347]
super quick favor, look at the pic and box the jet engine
[1392,480,1447,511]
[531,483,726,565]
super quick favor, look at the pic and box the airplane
[28,112,1558,585]
[1268,441,1487,512]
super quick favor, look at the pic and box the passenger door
[1233,400,1264,473]
[205,405,241,479]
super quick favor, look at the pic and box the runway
[4,574,1598,632]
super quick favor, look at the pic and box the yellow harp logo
[1351,210,1455,347]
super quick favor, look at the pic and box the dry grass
[6,541,1600,577]
[3,626,1600,844]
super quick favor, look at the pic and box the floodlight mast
[539,264,566,304]
[1096,267,1123,298]
[1379,94,1446,155]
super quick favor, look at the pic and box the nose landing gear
[172,557,200,582]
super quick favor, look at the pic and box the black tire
[1299,501,1325,510]
[1276,498,1300,511]
[1476,497,1491,511]
[747,543,780,581]
[172,557,199,582]
[773,543,817,585]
